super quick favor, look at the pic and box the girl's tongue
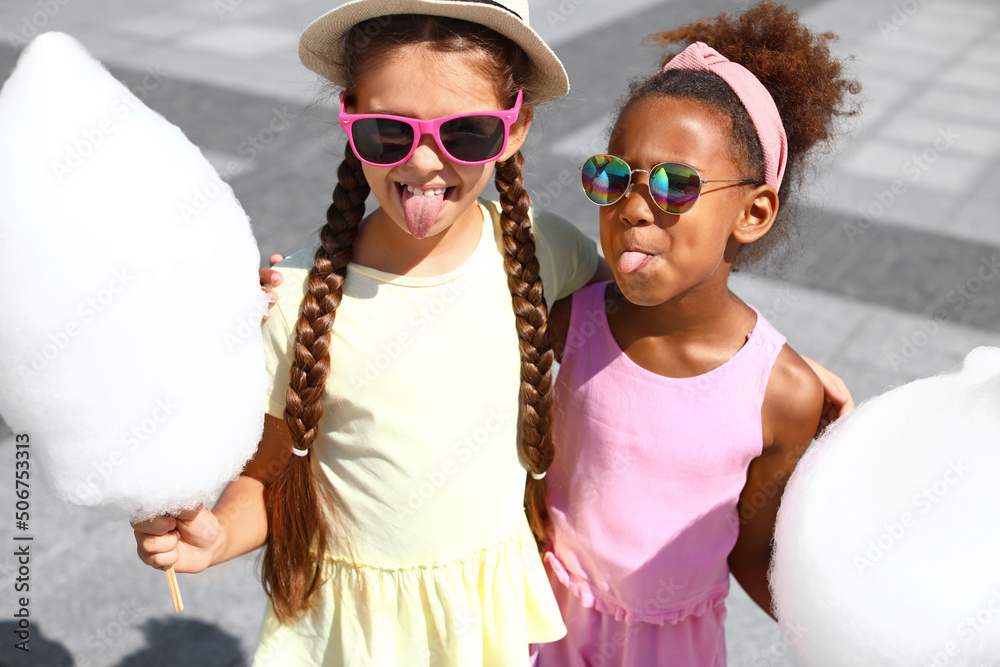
[401,187,447,239]
[618,250,652,273]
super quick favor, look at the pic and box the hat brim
[299,0,569,105]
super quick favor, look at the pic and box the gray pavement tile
[784,209,1000,331]
[176,24,299,59]
[835,310,994,384]
[950,201,1000,251]
[729,274,871,367]
[879,113,1000,160]
[725,580,800,666]
[111,14,209,41]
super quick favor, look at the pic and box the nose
[405,133,447,173]
[617,170,655,227]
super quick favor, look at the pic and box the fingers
[838,390,856,416]
[135,531,180,570]
[131,514,176,535]
[259,265,284,321]
[132,507,215,571]
[801,355,856,421]
[134,517,180,570]
[259,267,283,287]
[173,504,205,522]
[174,506,221,550]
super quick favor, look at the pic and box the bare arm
[133,413,293,572]
[728,345,823,619]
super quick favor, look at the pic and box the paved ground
[0,0,998,665]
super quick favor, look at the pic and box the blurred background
[0,0,997,664]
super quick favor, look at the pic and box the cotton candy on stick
[771,347,1000,666]
[0,33,269,611]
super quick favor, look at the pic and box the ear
[732,184,778,245]
[498,103,533,161]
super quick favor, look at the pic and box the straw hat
[298,0,569,104]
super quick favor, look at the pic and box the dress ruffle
[543,552,727,626]
[254,521,565,667]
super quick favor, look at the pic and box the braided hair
[261,14,555,621]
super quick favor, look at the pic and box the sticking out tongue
[401,187,447,239]
[618,251,652,274]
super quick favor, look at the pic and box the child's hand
[259,254,285,322]
[801,356,855,432]
[132,506,223,574]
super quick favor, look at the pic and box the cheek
[362,164,392,191]
[458,163,493,195]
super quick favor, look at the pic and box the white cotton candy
[771,346,1000,667]
[0,33,269,521]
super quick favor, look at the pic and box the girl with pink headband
[532,3,859,665]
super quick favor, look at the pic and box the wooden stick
[165,566,183,612]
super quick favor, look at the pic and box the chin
[613,275,664,307]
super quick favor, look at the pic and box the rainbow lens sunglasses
[580,154,759,215]
[339,90,524,167]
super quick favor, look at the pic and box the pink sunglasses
[339,90,524,167]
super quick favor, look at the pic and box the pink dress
[539,282,786,667]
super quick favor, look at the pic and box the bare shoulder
[761,344,824,449]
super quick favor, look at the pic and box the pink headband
[660,41,787,190]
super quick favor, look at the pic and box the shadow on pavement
[117,617,248,667]
[0,617,248,667]
[0,620,74,666]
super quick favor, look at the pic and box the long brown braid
[261,146,369,622]
[495,151,555,547]
[262,14,556,621]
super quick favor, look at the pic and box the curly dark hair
[620,2,860,269]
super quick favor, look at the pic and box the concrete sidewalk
[0,0,998,665]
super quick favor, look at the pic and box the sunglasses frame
[339,90,524,167]
[580,154,760,214]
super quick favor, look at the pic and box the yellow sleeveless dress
[253,201,598,666]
